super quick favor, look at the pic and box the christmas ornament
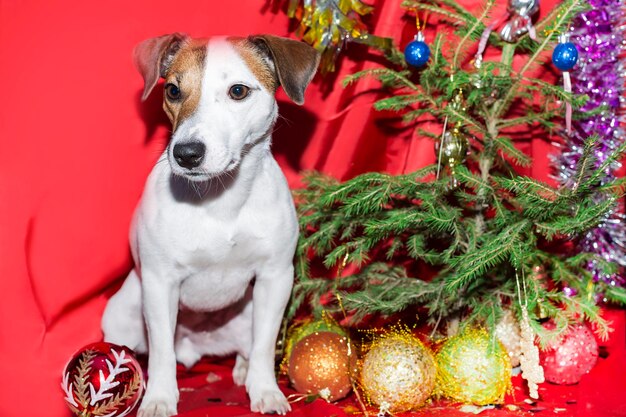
[281,317,347,372]
[436,88,469,188]
[474,0,539,67]
[404,32,430,68]
[552,40,578,71]
[279,0,392,73]
[518,309,544,398]
[515,271,544,399]
[360,330,436,413]
[500,0,540,42]
[61,342,144,417]
[440,128,468,170]
[552,34,578,134]
[436,328,511,405]
[436,125,468,188]
[495,310,522,367]
[553,0,626,291]
[540,322,598,384]
[287,331,356,401]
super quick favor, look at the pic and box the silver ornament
[509,0,540,16]
[500,0,540,43]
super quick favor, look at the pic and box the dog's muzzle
[173,141,206,169]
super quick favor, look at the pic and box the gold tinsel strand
[281,0,392,73]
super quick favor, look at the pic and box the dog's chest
[167,213,261,265]
[136,158,297,313]
[138,196,293,312]
[166,212,271,311]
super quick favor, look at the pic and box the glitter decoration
[515,271,545,399]
[436,328,511,405]
[273,0,393,73]
[360,330,436,413]
[287,331,356,401]
[281,317,347,373]
[552,0,626,288]
[518,309,544,398]
[540,322,599,384]
[495,309,522,367]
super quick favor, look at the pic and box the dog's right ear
[134,33,188,101]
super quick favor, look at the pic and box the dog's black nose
[173,141,205,169]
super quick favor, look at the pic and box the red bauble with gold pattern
[61,342,144,417]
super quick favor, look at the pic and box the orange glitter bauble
[281,318,346,373]
[287,331,356,401]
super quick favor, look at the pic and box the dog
[101,33,320,417]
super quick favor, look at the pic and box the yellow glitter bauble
[495,310,522,367]
[436,328,511,405]
[360,332,436,413]
[287,331,356,401]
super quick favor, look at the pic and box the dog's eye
[228,84,250,101]
[165,83,181,101]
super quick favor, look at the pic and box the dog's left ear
[249,35,320,105]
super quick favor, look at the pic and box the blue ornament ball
[404,40,430,67]
[552,42,578,71]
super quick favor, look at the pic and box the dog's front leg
[246,265,294,415]
[138,270,180,417]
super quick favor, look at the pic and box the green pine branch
[287,0,626,344]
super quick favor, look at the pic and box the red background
[1,1,624,417]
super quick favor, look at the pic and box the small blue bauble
[404,40,430,67]
[552,42,578,71]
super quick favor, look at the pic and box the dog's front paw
[249,386,291,415]
[138,392,178,417]
[232,355,249,386]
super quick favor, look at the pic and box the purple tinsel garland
[554,0,626,289]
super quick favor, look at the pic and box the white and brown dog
[101,34,319,417]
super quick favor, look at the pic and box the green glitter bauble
[436,328,511,405]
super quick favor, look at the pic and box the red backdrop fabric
[3,1,620,417]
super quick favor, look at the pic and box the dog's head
[135,34,320,180]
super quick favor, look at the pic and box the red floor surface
[131,310,626,417]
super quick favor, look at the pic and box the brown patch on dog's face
[162,39,208,130]
[228,37,277,94]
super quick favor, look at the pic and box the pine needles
[290,0,626,340]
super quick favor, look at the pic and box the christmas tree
[285,0,626,343]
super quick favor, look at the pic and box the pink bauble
[540,322,598,384]
[61,342,144,417]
